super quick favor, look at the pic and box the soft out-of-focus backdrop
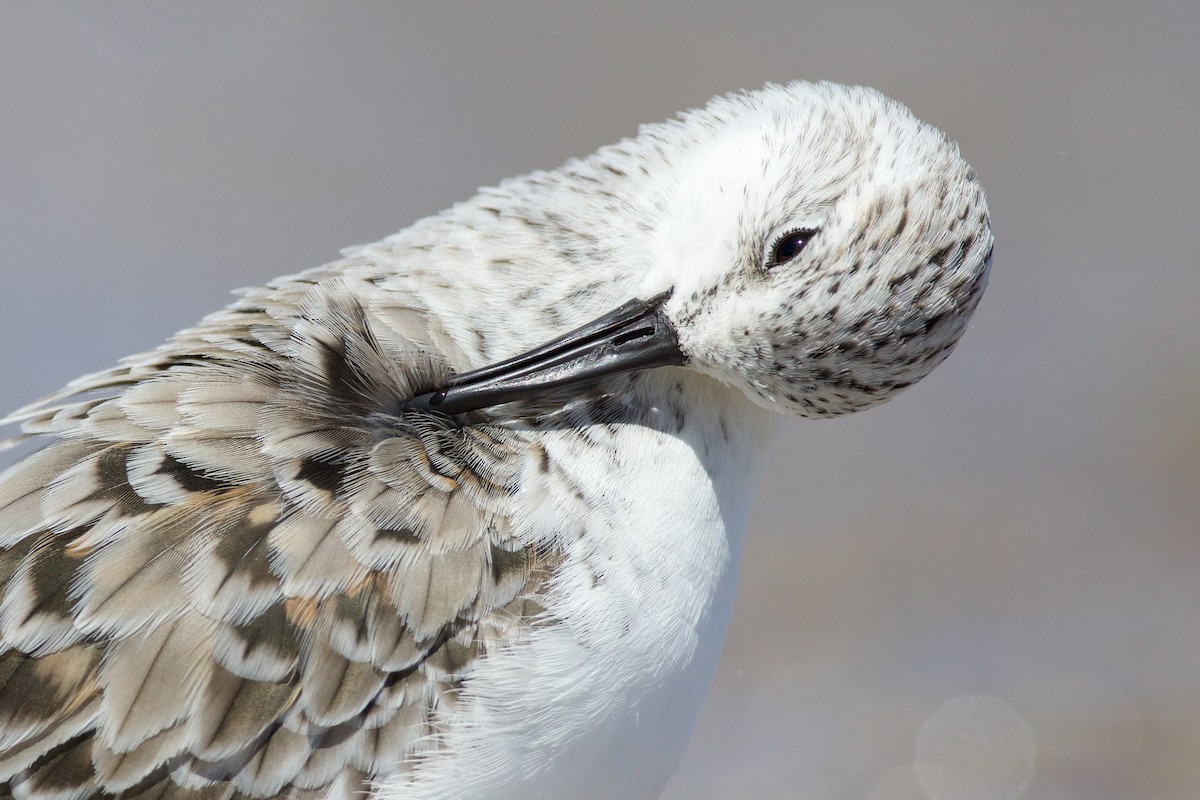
[2,3,1197,798]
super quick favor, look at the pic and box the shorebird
[0,82,991,799]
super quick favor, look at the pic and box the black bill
[404,289,684,415]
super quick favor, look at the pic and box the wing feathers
[0,282,551,797]
[191,665,298,762]
[297,639,386,728]
[16,732,97,800]
[92,726,187,792]
[0,649,95,733]
[97,613,214,751]
[0,444,98,545]
[0,534,84,655]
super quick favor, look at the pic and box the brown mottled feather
[0,276,552,798]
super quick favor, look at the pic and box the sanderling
[0,82,990,799]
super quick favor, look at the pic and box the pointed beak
[404,289,684,415]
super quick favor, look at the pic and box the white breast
[376,376,775,799]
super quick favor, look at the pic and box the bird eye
[768,229,816,268]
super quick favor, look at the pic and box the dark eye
[768,229,816,268]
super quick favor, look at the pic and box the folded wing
[0,276,550,799]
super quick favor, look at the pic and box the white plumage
[0,82,990,799]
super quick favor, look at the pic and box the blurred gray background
[2,3,1197,798]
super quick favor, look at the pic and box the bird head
[406,83,991,421]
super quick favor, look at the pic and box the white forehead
[674,83,945,194]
